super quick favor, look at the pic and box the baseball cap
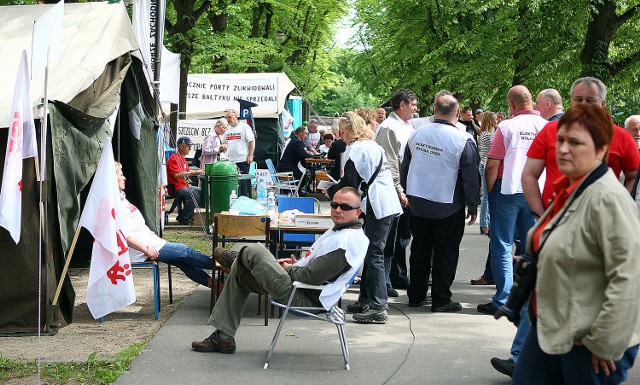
[177,136,194,146]
[476,109,484,114]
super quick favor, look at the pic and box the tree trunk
[580,0,640,80]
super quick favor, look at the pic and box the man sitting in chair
[116,162,213,287]
[192,186,369,354]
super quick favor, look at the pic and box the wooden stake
[51,226,81,306]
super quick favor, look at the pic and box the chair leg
[264,287,297,369]
[336,323,350,370]
[152,264,160,321]
[167,265,173,304]
[264,294,269,326]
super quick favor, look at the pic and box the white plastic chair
[264,274,357,370]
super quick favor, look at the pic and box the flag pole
[51,226,80,306]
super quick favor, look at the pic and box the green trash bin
[204,161,239,227]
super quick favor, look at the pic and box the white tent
[0,2,141,127]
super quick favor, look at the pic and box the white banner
[176,119,217,158]
[187,74,280,112]
[31,0,64,78]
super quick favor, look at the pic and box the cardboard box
[294,213,333,229]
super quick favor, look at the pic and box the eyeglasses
[329,201,359,211]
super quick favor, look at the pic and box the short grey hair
[435,94,459,117]
[571,77,607,102]
[433,89,453,104]
[215,118,228,127]
[539,89,562,106]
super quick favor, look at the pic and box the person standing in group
[166,136,204,225]
[479,85,547,315]
[200,119,228,167]
[510,105,640,385]
[470,111,497,286]
[378,88,418,291]
[327,111,402,323]
[401,93,480,312]
[224,109,255,197]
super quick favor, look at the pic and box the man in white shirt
[224,109,255,197]
[377,89,418,292]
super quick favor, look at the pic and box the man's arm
[246,140,255,164]
[287,249,349,285]
[522,158,546,217]
[485,158,500,193]
[376,128,407,206]
[624,170,638,192]
[460,139,480,220]
[126,235,159,260]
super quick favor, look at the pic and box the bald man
[479,85,548,316]
[535,89,564,121]
[625,115,640,150]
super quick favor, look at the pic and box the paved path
[117,215,640,385]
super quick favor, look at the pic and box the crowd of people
[125,76,640,384]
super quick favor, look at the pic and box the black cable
[381,303,416,384]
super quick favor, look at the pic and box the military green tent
[0,2,158,335]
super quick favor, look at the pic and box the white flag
[0,51,38,244]
[79,140,136,319]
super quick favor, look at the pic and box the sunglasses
[329,201,359,211]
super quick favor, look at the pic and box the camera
[494,254,537,325]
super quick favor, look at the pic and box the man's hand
[467,213,477,225]
[398,191,409,208]
[246,155,254,164]
[146,246,159,261]
[277,256,296,269]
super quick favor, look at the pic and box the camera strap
[537,161,609,253]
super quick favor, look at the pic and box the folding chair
[264,271,360,370]
[210,213,272,326]
[265,158,300,197]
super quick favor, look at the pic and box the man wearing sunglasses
[192,187,369,354]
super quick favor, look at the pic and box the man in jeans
[479,85,547,317]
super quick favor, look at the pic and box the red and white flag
[79,140,136,319]
[0,51,38,244]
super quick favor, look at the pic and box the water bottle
[229,189,238,209]
[267,191,276,221]
[257,179,268,205]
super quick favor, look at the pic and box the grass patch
[0,342,145,384]
[163,229,212,254]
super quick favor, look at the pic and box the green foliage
[349,0,640,117]
[0,343,145,384]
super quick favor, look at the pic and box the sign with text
[186,75,280,112]
[176,119,216,158]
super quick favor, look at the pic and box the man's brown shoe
[470,277,495,285]
[213,247,238,269]
[192,330,236,354]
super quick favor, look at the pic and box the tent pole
[51,226,81,306]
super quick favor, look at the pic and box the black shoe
[192,330,236,354]
[387,288,399,297]
[177,218,194,225]
[490,357,515,378]
[477,302,499,315]
[346,301,366,314]
[431,301,462,313]
[353,306,387,323]
[391,280,410,290]
[408,300,426,307]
